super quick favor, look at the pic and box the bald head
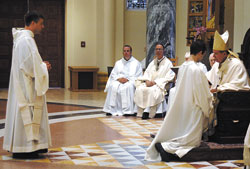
[209,53,216,67]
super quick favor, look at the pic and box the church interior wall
[234,0,250,54]
[176,0,189,65]
[65,0,98,89]
[224,0,234,51]
[124,10,146,62]
[64,0,250,89]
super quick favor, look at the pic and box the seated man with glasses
[134,43,175,119]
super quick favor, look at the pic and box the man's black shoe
[150,133,156,138]
[142,112,149,120]
[154,113,163,118]
[106,113,112,116]
[154,112,167,118]
[13,152,39,159]
[155,143,171,162]
[123,113,137,117]
[155,143,180,162]
[35,148,48,153]
[163,111,166,117]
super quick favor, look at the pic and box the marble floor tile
[0,88,245,169]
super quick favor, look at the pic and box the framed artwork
[189,16,203,29]
[190,1,203,13]
[186,31,196,44]
[126,0,147,10]
[206,0,215,29]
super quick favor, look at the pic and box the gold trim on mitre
[213,30,229,51]
[228,50,239,58]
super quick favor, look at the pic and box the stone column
[146,0,176,66]
[96,0,115,72]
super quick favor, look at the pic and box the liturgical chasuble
[206,55,250,91]
[207,30,250,91]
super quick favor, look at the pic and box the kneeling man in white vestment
[103,45,143,116]
[3,11,52,159]
[134,43,175,119]
[145,40,213,162]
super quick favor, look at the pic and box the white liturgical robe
[206,55,250,91]
[244,124,250,168]
[197,62,208,73]
[134,57,175,115]
[167,61,208,111]
[103,57,142,115]
[3,28,51,153]
[145,61,213,161]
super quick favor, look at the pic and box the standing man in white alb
[134,43,175,119]
[3,11,52,159]
[103,45,142,116]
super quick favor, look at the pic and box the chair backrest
[107,66,113,77]
[169,56,178,66]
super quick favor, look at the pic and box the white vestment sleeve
[154,67,175,90]
[193,70,213,118]
[20,40,48,96]
[104,62,120,92]
[217,62,250,91]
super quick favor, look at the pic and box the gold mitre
[213,30,229,51]
[213,30,239,58]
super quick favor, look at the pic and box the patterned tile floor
[0,117,245,168]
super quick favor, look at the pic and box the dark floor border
[48,111,105,120]
[0,99,102,109]
[0,111,106,130]
[0,123,4,130]
[47,102,101,109]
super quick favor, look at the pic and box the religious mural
[146,0,176,66]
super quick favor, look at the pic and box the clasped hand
[145,80,156,87]
[210,88,217,93]
[118,78,128,84]
[44,61,52,71]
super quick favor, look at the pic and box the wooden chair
[107,66,113,77]
[211,91,250,144]
[211,28,250,144]
[169,56,178,66]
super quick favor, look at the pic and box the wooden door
[0,0,65,88]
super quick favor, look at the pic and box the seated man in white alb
[207,30,250,92]
[244,124,250,169]
[134,43,175,119]
[209,52,216,68]
[145,40,213,162]
[103,45,142,116]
